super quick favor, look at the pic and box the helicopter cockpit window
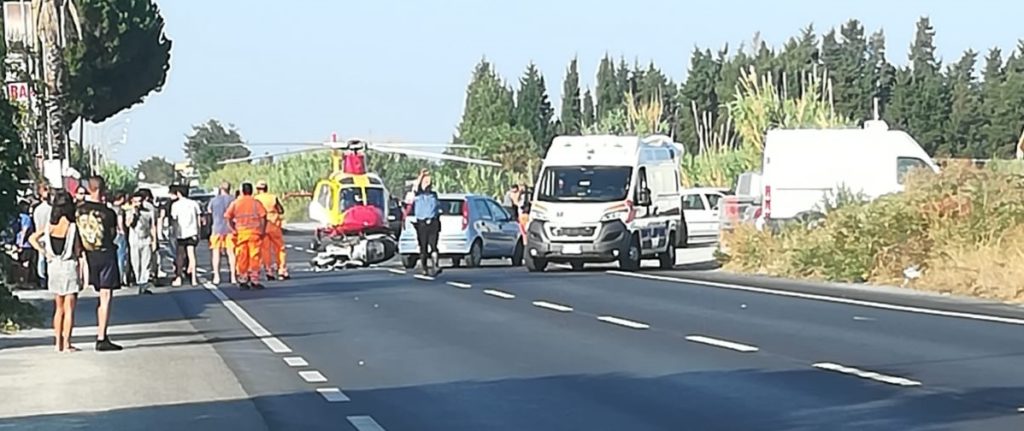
[338,188,387,213]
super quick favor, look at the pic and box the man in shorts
[170,185,201,286]
[208,182,237,285]
[76,175,123,351]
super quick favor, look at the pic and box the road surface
[11,231,1024,430]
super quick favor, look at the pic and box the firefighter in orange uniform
[225,182,267,290]
[255,180,289,280]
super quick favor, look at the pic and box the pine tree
[778,25,818,96]
[991,43,1024,157]
[582,88,596,129]
[980,48,1008,156]
[458,58,515,154]
[514,63,554,151]
[867,30,896,118]
[836,19,871,121]
[559,58,583,135]
[679,48,722,152]
[595,55,621,121]
[616,58,630,100]
[945,50,984,156]
[888,17,950,155]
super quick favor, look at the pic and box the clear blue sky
[106,0,1023,165]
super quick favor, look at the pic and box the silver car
[398,193,524,269]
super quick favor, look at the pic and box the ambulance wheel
[526,253,547,273]
[401,255,417,269]
[659,231,676,270]
[619,235,641,271]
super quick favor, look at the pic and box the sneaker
[95,338,123,352]
[240,282,251,290]
[212,276,221,285]
[171,278,182,287]
[279,273,291,280]
[265,274,276,281]
[252,282,265,290]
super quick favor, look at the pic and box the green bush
[0,284,42,333]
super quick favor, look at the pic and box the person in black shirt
[76,175,123,352]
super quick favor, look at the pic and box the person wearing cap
[254,180,288,280]
[225,182,267,290]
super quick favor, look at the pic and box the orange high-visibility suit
[255,192,288,277]
[224,195,267,283]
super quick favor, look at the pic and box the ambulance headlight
[601,210,628,222]
[531,209,549,222]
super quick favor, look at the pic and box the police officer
[411,169,441,276]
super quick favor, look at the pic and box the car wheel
[401,255,418,269]
[570,261,585,271]
[679,224,689,249]
[466,240,483,268]
[526,253,547,273]
[659,231,676,270]
[619,235,641,271]
[511,242,524,267]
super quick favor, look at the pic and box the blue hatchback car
[398,193,523,269]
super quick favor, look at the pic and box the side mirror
[637,188,652,207]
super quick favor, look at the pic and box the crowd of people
[4,175,291,353]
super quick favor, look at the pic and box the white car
[681,187,728,241]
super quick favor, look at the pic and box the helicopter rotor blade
[369,145,500,167]
[208,142,323,148]
[217,147,326,165]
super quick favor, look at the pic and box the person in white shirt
[32,183,52,289]
[170,185,201,286]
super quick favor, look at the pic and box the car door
[470,198,499,256]
[682,192,712,237]
[703,192,724,234]
[485,199,518,257]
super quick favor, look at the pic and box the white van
[525,135,687,272]
[761,120,939,226]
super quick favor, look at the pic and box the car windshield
[338,187,386,212]
[536,166,632,203]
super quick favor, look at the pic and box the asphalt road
[162,232,1024,431]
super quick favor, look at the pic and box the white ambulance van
[525,135,687,272]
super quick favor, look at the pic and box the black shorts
[177,236,198,247]
[86,249,121,290]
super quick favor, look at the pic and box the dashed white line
[414,274,435,281]
[685,335,759,353]
[597,315,650,329]
[532,300,573,312]
[447,281,472,289]
[483,289,516,299]
[203,283,292,353]
[348,416,386,431]
[316,387,351,402]
[853,316,876,321]
[607,271,1024,326]
[299,370,328,383]
[388,269,406,275]
[812,362,921,387]
[283,356,308,367]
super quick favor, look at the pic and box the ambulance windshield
[535,166,632,203]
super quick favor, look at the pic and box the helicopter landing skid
[309,233,396,271]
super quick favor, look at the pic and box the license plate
[562,244,582,254]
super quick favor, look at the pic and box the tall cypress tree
[458,58,515,154]
[778,25,818,97]
[595,55,621,121]
[837,19,871,121]
[980,48,1008,156]
[514,63,554,151]
[945,50,984,156]
[991,43,1024,157]
[679,48,722,152]
[559,58,583,135]
[582,89,596,129]
[888,17,949,155]
[867,30,896,119]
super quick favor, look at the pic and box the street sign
[6,82,33,103]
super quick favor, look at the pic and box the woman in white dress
[28,191,84,352]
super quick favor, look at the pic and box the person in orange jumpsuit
[254,180,289,280]
[224,182,267,290]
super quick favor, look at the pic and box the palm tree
[32,0,82,160]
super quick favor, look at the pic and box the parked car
[398,193,523,269]
[681,187,728,242]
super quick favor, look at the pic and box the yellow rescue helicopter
[216,135,498,268]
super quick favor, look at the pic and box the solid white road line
[597,315,650,329]
[299,370,328,383]
[608,271,1024,327]
[447,281,472,289]
[532,300,573,312]
[348,416,387,431]
[388,269,406,275]
[685,335,759,353]
[414,274,435,281]
[812,362,922,387]
[203,283,292,354]
[483,289,516,299]
[316,387,351,402]
[283,356,308,367]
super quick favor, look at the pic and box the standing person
[225,182,267,290]
[503,184,520,219]
[254,180,289,280]
[138,189,159,284]
[28,191,83,352]
[110,193,128,286]
[126,191,157,294]
[33,184,52,289]
[208,182,237,286]
[170,186,201,287]
[76,175,123,351]
[14,201,36,287]
[410,169,441,276]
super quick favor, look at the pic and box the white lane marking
[348,416,386,431]
[853,316,875,321]
[532,300,573,312]
[196,268,208,274]
[597,315,650,329]
[608,271,1024,326]
[283,356,308,367]
[685,335,759,353]
[296,247,307,253]
[447,281,472,289]
[388,269,406,275]
[414,274,435,281]
[203,283,292,353]
[1017,407,1024,413]
[483,289,516,299]
[285,244,293,248]
[812,362,922,387]
[316,387,350,402]
[299,370,328,383]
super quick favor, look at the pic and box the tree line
[458,17,1024,162]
